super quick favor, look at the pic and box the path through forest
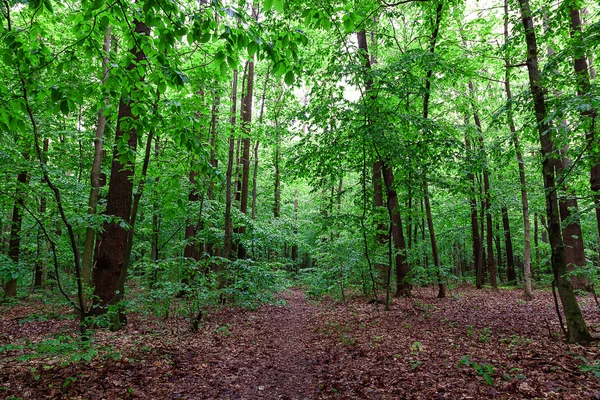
[1,287,600,399]
[171,288,322,399]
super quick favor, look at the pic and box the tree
[515,0,592,343]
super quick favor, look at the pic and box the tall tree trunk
[274,129,281,219]
[422,1,445,298]
[495,217,503,274]
[251,67,270,221]
[357,30,390,294]
[34,139,49,289]
[292,190,299,262]
[184,167,201,261]
[504,0,532,298]
[92,20,150,314]
[4,169,29,297]
[466,133,483,289]
[469,81,496,288]
[82,27,112,289]
[238,60,254,259]
[516,0,591,343]
[502,207,516,283]
[223,70,239,260]
[569,6,599,267]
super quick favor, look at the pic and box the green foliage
[458,355,495,386]
[0,333,119,365]
[575,356,600,378]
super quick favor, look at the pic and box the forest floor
[1,286,600,399]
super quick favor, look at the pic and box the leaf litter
[0,286,599,399]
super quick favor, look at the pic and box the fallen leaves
[0,286,598,399]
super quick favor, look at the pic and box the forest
[0,0,599,398]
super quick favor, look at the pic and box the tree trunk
[4,169,29,297]
[465,132,483,288]
[184,167,201,261]
[469,81,496,288]
[516,0,591,343]
[238,60,254,259]
[92,20,150,313]
[502,207,516,283]
[223,70,239,260]
[382,166,411,297]
[504,0,532,297]
[292,190,299,262]
[81,27,112,289]
[274,129,281,219]
[495,217,503,275]
[569,6,599,268]
[34,138,49,289]
[558,154,588,290]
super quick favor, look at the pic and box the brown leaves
[0,287,599,399]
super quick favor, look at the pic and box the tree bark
[466,133,483,289]
[382,166,411,297]
[569,6,599,265]
[422,1,445,298]
[4,169,29,297]
[92,20,150,313]
[502,207,516,283]
[516,0,591,343]
[504,0,532,298]
[81,27,112,289]
[223,70,238,260]
[238,60,254,259]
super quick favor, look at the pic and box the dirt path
[169,289,323,399]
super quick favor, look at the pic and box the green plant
[340,333,355,347]
[458,355,495,386]
[575,356,600,377]
[479,327,492,343]
[410,341,424,354]
[370,335,384,348]
[467,325,473,337]
[213,324,232,338]
[500,335,532,348]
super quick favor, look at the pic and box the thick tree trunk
[558,153,587,290]
[424,181,445,298]
[516,0,591,343]
[92,20,149,313]
[82,27,112,289]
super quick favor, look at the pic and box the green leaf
[284,70,294,86]
[343,16,354,33]
[219,61,227,76]
[483,373,493,386]
[274,0,284,13]
[264,0,273,12]
[59,100,69,115]
[248,41,257,57]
